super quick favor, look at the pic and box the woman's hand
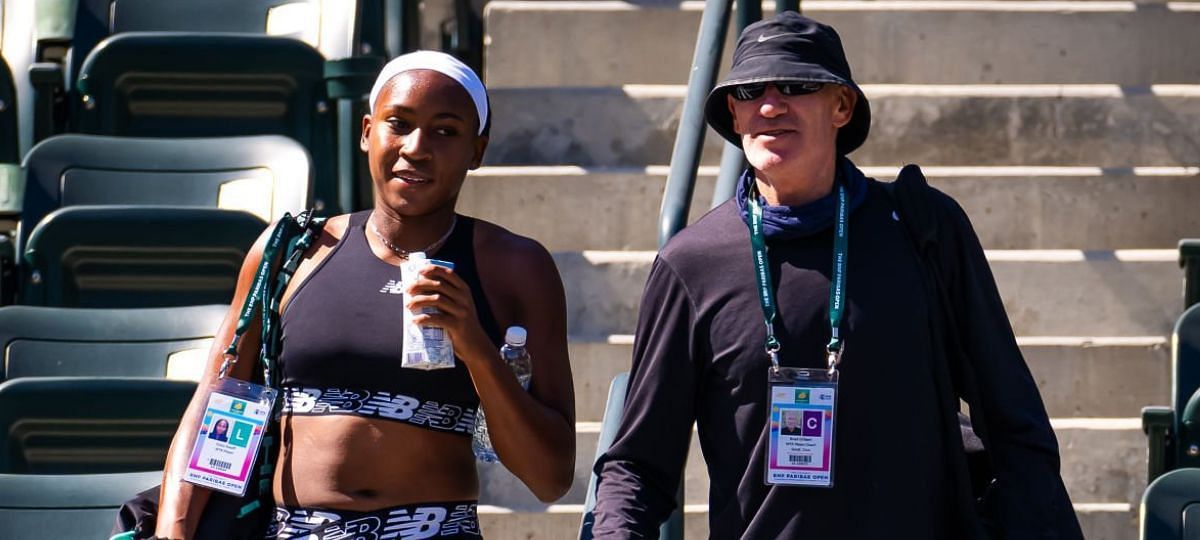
[405,263,495,365]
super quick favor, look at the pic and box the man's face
[785,413,799,429]
[360,70,488,217]
[727,83,855,176]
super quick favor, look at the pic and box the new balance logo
[380,279,404,295]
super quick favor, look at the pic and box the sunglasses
[730,82,825,101]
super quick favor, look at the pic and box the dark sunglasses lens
[732,84,766,101]
[778,82,824,96]
[731,82,823,100]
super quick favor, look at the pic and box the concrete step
[477,419,1146,509]
[484,1,1200,87]
[460,165,1200,251]
[485,84,1200,168]
[568,336,1170,421]
[477,503,1137,539]
[553,249,1180,339]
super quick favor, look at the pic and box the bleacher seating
[1143,301,1200,478]
[0,55,17,215]
[1139,240,1200,537]
[18,134,308,251]
[73,32,336,210]
[21,206,264,307]
[1140,468,1200,539]
[0,377,196,474]
[0,470,160,539]
[0,303,225,381]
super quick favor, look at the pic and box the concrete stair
[470,0,1196,537]
[552,249,1181,338]
[476,418,1150,510]
[476,421,1144,538]
[566,336,1170,421]
[485,85,1200,167]
[476,504,1137,540]
[461,166,1200,251]
[484,1,1200,87]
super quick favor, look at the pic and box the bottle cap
[505,326,527,347]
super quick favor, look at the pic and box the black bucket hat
[704,12,871,155]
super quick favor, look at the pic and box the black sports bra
[278,211,503,437]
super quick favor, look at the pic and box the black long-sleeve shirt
[592,180,1078,539]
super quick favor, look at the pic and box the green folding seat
[0,470,161,540]
[20,206,265,307]
[0,56,18,215]
[1140,468,1200,539]
[580,372,684,540]
[1182,239,1200,310]
[19,134,309,254]
[0,377,197,473]
[0,303,225,381]
[65,0,363,88]
[1143,303,1200,481]
[33,0,386,213]
[74,32,336,212]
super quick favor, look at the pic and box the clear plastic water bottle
[473,326,532,462]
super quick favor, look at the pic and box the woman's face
[360,70,488,218]
[214,420,229,434]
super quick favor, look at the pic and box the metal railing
[652,1,801,537]
[659,0,801,247]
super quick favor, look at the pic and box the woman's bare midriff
[271,414,479,510]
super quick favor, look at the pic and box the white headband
[368,50,489,135]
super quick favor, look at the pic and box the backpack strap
[231,209,325,523]
[885,166,997,537]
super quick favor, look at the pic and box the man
[592,12,1082,539]
[780,411,803,436]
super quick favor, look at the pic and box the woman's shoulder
[470,217,561,283]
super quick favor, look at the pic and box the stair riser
[553,253,1180,338]
[479,425,1145,509]
[486,88,1200,168]
[568,340,1170,421]
[460,171,1200,251]
[485,2,1200,87]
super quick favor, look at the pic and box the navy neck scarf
[736,157,869,240]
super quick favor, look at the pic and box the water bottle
[473,326,532,462]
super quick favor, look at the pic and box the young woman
[154,51,575,539]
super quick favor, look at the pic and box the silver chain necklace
[369,212,458,260]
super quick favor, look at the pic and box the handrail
[658,0,735,248]
[711,0,764,208]
[660,0,805,236]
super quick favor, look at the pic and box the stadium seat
[66,0,365,88]
[580,372,683,540]
[0,303,225,381]
[1182,239,1200,310]
[19,134,309,254]
[1143,302,1200,482]
[72,32,336,212]
[0,377,196,473]
[20,206,265,307]
[0,55,18,215]
[1139,468,1200,539]
[0,470,160,540]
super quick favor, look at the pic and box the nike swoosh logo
[757,34,786,43]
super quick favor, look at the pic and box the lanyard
[219,213,294,379]
[747,176,850,375]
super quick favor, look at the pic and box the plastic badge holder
[765,367,838,488]
[182,377,276,496]
[401,254,456,370]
